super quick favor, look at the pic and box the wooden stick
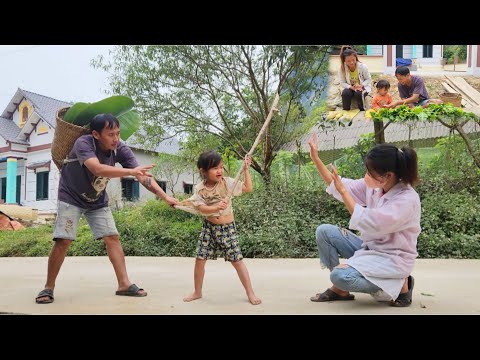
[221,92,280,211]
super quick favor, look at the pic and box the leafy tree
[370,104,480,168]
[352,45,367,55]
[177,131,221,184]
[335,132,376,179]
[92,45,330,183]
[152,153,190,195]
[443,45,467,64]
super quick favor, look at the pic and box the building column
[367,45,372,56]
[6,158,17,204]
[384,45,396,75]
[412,45,417,59]
[467,45,480,76]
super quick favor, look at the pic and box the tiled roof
[21,89,72,128]
[0,117,29,145]
[0,89,180,153]
[125,130,179,155]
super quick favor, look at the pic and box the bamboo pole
[218,92,280,214]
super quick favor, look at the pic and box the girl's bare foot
[248,293,262,305]
[183,292,202,302]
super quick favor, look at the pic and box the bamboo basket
[51,107,90,170]
[439,92,462,107]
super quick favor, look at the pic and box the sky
[0,45,115,112]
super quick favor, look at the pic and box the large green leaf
[118,109,142,141]
[63,102,89,123]
[71,96,135,127]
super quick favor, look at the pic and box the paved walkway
[1,257,479,315]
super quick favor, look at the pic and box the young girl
[371,79,393,110]
[308,134,421,307]
[182,150,261,305]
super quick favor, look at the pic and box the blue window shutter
[1,177,6,201]
[16,175,21,203]
[36,173,43,200]
[133,180,139,200]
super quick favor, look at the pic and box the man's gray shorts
[53,201,119,241]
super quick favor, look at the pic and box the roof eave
[0,88,24,119]
[16,111,41,141]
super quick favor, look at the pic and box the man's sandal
[115,284,147,297]
[35,288,54,304]
[310,288,355,302]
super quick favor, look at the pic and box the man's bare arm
[136,174,179,206]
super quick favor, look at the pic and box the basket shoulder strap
[62,157,78,165]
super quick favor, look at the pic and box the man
[386,66,442,109]
[35,113,178,304]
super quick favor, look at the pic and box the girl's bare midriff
[206,213,234,225]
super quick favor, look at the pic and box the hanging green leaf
[63,102,89,124]
[61,95,142,141]
[118,109,142,141]
[69,96,135,127]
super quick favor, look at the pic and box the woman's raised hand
[330,164,347,195]
[308,133,319,159]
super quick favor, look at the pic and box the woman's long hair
[339,45,360,79]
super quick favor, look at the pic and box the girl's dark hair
[376,79,390,90]
[197,150,223,173]
[90,113,120,133]
[364,143,419,186]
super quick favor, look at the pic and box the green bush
[234,179,348,258]
[443,45,467,64]
[113,201,200,257]
[416,188,480,258]
[1,174,479,258]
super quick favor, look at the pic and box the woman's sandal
[310,288,355,302]
[390,275,414,307]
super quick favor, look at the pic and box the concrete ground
[1,257,479,315]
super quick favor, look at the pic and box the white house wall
[24,168,58,212]
[0,161,24,180]
[402,46,413,59]
[370,45,382,56]
[12,109,20,128]
[24,149,59,212]
[29,119,54,146]
[132,150,159,200]
[0,131,59,212]
[107,149,195,205]
[467,45,480,76]
[20,118,59,211]
[132,150,194,196]
[10,143,26,152]
[416,45,442,65]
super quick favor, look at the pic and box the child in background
[371,79,393,110]
[182,151,261,305]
